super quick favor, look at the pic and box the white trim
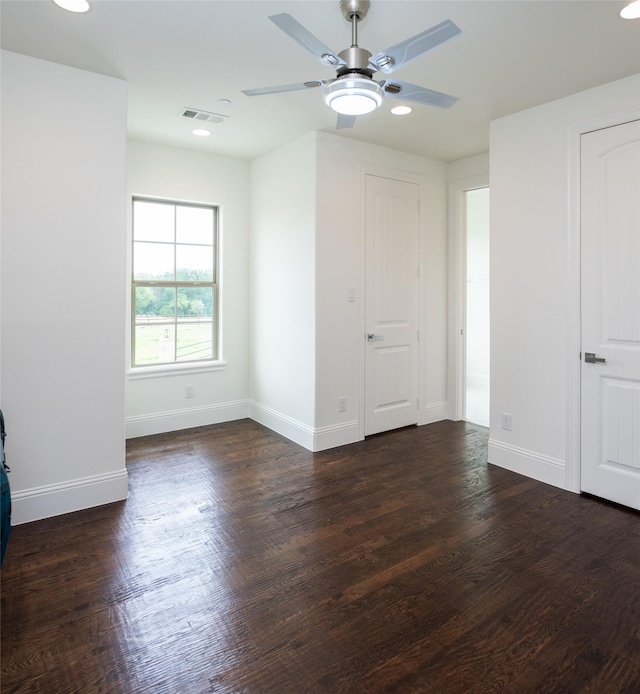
[419,400,449,426]
[488,439,565,489]
[566,108,640,494]
[126,399,360,451]
[126,400,250,438]
[248,403,361,453]
[11,469,128,525]
[447,173,490,423]
[127,360,227,380]
[313,421,361,451]
[249,401,315,451]
[359,164,427,187]
[358,165,367,441]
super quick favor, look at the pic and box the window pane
[176,206,214,245]
[176,286,212,317]
[176,244,214,281]
[133,201,174,242]
[133,242,174,280]
[134,324,176,365]
[176,321,213,362]
[134,286,176,318]
[131,198,218,368]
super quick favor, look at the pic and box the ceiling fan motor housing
[338,45,373,74]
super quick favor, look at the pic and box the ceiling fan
[242,0,461,129]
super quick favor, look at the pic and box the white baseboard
[126,398,449,448]
[488,439,566,489]
[313,421,361,451]
[125,400,250,438]
[11,469,129,525]
[419,400,449,426]
[249,402,361,452]
[249,401,315,450]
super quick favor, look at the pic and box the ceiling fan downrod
[338,0,373,74]
[350,12,358,48]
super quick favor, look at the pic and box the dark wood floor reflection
[2,420,640,693]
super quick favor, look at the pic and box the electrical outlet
[338,397,347,413]
[501,412,512,431]
[185,384,195,399]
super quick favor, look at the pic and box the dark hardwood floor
[2,419,640,693]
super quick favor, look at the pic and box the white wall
[448,153,490,182]
[315,132,449,443]
[249,131,449,451]
[125,140,251,437]
[489,73,640,488]
[249,133,318,447]
[1,51,128,523]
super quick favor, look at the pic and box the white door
[581,120,640,510]
[364,174,420,436]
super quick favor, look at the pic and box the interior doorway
[463,187,490,427]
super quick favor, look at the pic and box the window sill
[127,360,227,380]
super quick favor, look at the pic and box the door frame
[566,108,640,493]
[358,165,427,440]
[448,173,489,422]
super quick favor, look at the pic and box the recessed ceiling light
[192,129,211,137]
[218,98,232,106]
[53,0,90,13]
[391,105,412,116]
[621,0,640,18]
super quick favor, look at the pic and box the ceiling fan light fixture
[620,0,640,18]
[324,77,383,116]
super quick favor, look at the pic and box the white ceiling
[1,0,639,162]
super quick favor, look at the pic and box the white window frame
[130,196,219,370]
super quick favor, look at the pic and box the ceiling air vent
[179,107,228,124]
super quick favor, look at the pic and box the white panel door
[581,120,640,510]
[365,174,420,436]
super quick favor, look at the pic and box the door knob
[584,352,606,364]
[367,333,383,342]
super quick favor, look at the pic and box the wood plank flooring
[2,419,640,693]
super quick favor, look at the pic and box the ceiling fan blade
[382,79,458,109]
[336,114,357,130]
[369,20,461,74]
[242,81,325,97]
[269,13,346,67]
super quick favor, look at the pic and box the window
[132,198,218,367]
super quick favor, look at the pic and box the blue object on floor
[1,409,11,567]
